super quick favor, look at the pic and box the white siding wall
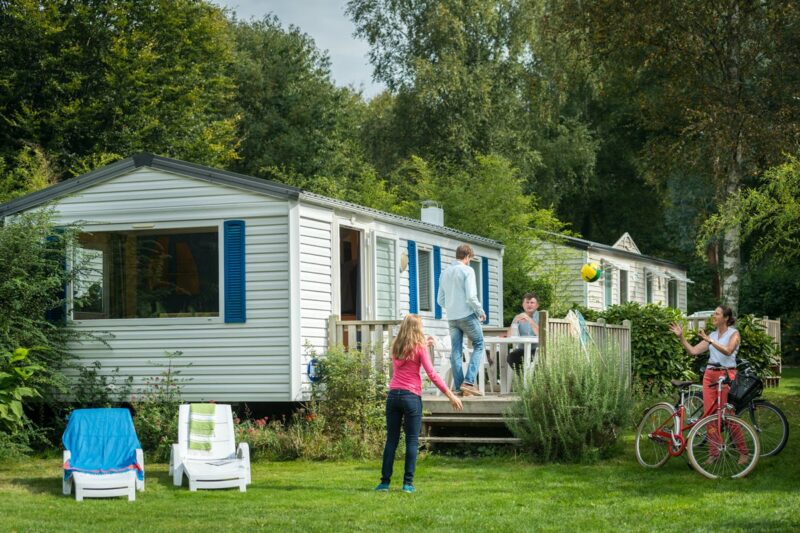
[297,205,334,394]
[397,236,502,338]
[49,168,292,401]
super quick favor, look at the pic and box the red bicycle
[635,375,760,479]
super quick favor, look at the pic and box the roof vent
[420,200,444,226]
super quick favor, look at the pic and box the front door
[339,227,361,320]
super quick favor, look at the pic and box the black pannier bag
[728,372,763,410]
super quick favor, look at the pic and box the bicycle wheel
[737,400,789,457]
[635,402,676,468]
[687,414,760,479]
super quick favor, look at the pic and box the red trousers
[703,368,748,456]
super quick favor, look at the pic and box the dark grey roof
[0,153,502,249]
[549,233,687,270]
[300,192,503,249]
[0,153,301,218]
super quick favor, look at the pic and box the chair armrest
[168,444,178,475]
[237,442,250,462]
[62,450,72,495]
[237,442,251,485]
[136,449,145,491]
[170,444,184,486]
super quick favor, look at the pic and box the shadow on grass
[12,476,62,496]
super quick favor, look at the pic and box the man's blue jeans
[449,313,485,390]
[380,389,422,486]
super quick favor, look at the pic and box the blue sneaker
[402,484,415,494]
[374,483,390,492]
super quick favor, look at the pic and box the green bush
[132,352,188,462]
[0,210,98,407]
[599,302,694,392]
[311,346,386,459]
[0,347,41,434]
[732,315,781,376]
[73,361,133,407]
[506,335,633,462]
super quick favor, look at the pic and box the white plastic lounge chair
[62,408,145,502]
[169,404,251,492]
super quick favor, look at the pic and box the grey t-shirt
[517,311,540,337]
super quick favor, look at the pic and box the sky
[213,0,384,98]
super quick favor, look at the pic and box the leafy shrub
[599,302,694,392]
[234,407,330,461]
[735,315,781,376]
[0,347,41,434]
[506,335,633,462]
[311,346,386,458]
[132,352,189,462]
[73,361,133,407]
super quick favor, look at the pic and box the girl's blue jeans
[380,389,422,486]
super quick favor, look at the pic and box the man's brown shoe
[461,383,483,397]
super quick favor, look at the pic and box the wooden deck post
[327,314,340,350]
[539,309,548,358]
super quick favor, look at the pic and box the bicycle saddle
[670,379,695,388]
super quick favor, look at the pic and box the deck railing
[327,312,633,386]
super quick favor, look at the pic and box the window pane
[74,228,219,319]
[619,270,628,304]
[604,268,613,308]
[418,249,431,312]
[668,279,678,308]
[646,272,653,304]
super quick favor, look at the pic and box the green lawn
[2,370,799,533]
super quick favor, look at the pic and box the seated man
[506,292,539,374]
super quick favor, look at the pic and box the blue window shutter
[224,220,246,323]
[481,257,490,324]
[433,246,442,319]
[45,229,67,324]
[407,240,417,314]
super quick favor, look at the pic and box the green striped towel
[189,403,216,451]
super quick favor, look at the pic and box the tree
[538,0,800,311]
[348,0,598,206]
[388,153,567,322]
[0,0,239,178]
[700,156,800,266]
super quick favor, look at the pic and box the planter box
[763,375,781,388]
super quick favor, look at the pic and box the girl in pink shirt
[376,315,462,493]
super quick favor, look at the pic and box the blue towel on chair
[62,408,143,481]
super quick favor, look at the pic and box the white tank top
[707,327,738,369]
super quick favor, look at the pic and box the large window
[417,248,432,312]
[646,272,654,304]
[73,228,219,320]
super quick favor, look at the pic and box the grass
[2,370,799,532]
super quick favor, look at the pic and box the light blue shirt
[437,260,483,321]
[708,327,738,368]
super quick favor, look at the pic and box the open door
[339,227,361,320]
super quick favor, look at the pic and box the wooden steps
[419,436,522,445]
[420,395,522,446]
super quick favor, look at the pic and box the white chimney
[420,200,444,226]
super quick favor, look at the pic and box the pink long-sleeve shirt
[389,344,449,397]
